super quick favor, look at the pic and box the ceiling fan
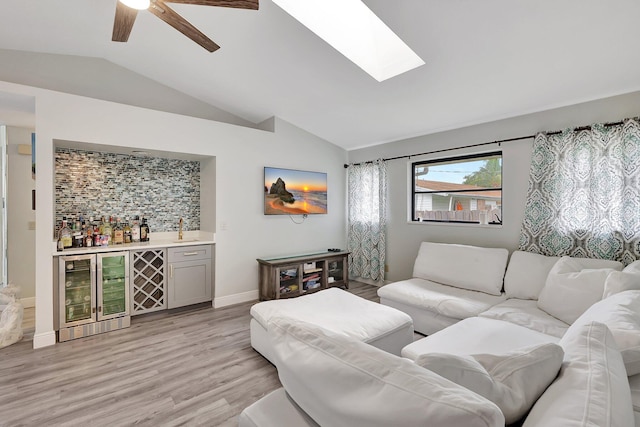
[112,0,259,52]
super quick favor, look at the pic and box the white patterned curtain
[519,118,640,265]
[347,160,387,281]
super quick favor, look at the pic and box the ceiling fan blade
[149,0,220,52]
[162,0,258,10]
[112,1,139,42]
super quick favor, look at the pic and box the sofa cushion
[503,251,559,300]
[604,260,640,299]
[402,317,559,361]
[570,290,640,376]
[523,322,634,427]
[268,316,505,427]
[377,278,506,320]
[537,256,622,324]
[412,242,509,296]
[251,288,413,345]
[415,343,563,424]
[478,299,569,338]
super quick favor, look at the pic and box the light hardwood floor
[1,282,381,426]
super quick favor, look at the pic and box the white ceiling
[0,0,639,150]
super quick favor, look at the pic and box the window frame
[410,151,503,225]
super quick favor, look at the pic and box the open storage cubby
[257,251,349,301]
[278,265,301,296]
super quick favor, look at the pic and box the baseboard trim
[21,297,35,308]
[33,330,56,349]
[351,277,387,287]
[214,290,258,308]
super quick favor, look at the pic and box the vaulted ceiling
[1,0,639,149]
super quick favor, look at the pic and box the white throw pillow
[523,322,634,427]
[268,316,505,427]
[503,251,559,300]
[537,256,618,324]
[570,290,640,376]
[415,343,563,424]
[412,242,508,296]
[604,260,640,298]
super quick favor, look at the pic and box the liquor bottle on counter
[140,217,150,242]
[102,217,113,245]
[99,216,106,236]
[131,216,141,243]
[60,218,72,249]
[113,218,124,245]
[85,220,93,247]
[123,217,132,244]
[71,217,84,248]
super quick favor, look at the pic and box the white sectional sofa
[241,242,640,426]
[377,242,623,336]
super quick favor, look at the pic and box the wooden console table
[257,251,349,301]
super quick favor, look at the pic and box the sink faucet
[178,217,183,240]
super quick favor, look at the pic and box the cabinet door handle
[170,264,174,279]
[98,306,102,312]
[183,252,199,256]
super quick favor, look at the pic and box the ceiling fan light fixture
[119,0,150,10]
[273,0,424,82]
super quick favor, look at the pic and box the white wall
[348,91,640,282]
[6,126,35,305]
[0,80,347,348]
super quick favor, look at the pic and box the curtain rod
[344,120,625,168]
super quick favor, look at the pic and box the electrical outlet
[220,222,229,231]
[384,264,389,272]
[28,221,36,230]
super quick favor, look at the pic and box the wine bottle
[131,215,141,242]
[113,218,124,245]
[85,221,93,247]
[60,218,72,249]
[123,217,132,244]
[140,217,150,242]
[102,217,113,245]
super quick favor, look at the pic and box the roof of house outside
[415,179,502,199]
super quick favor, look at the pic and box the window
[411,152,502,225]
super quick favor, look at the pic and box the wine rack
[130,249,167,315]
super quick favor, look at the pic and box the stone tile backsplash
[55,148,200,237]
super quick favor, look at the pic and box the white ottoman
[250,288,414,364]
[401,317,559,361]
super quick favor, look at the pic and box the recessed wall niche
[54,147,200,236]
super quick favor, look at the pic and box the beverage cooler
[58,252,130,341]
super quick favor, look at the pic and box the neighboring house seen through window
[411,152,502,225]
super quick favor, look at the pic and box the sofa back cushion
[537,256,622,324]
[604,260,640,298]
[570,290,640,376]
[523,322,634,427]
[412,242,509,296]
[268,316,505,427]
[503,251,559,299]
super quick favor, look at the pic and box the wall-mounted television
[264,167,327,215]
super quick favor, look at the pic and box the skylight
[272,0,425,82]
